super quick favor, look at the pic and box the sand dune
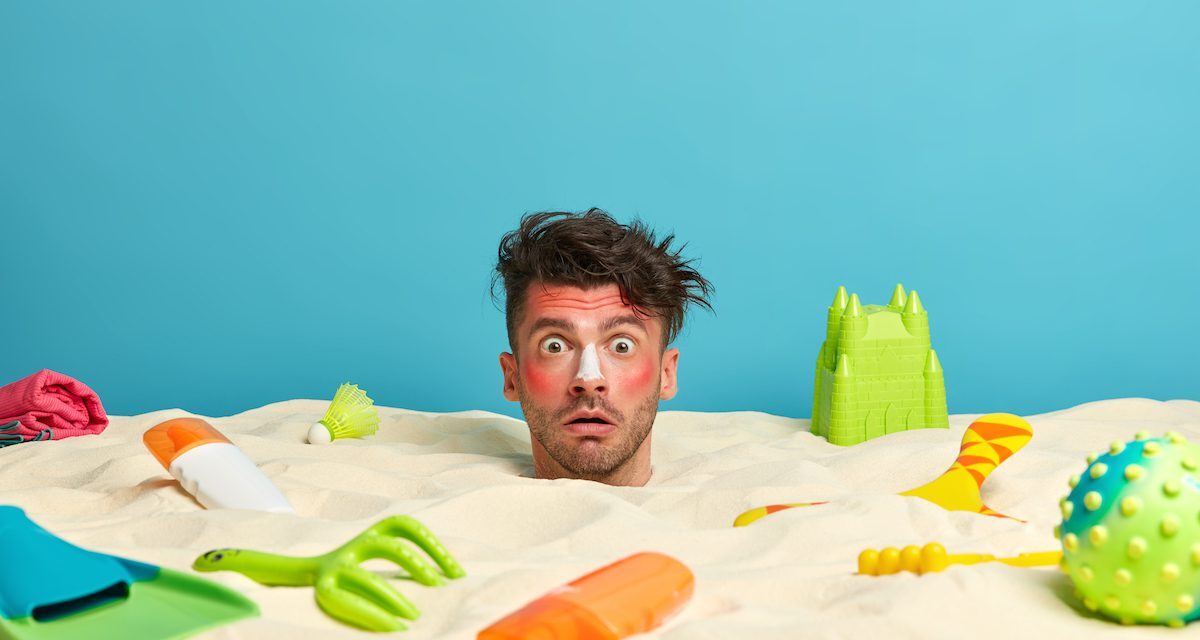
[2,398,1197,638]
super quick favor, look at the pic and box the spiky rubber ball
[1058,431,1200,627]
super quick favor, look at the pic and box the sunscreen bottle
[477,552,694,640]
[144,417,294,514]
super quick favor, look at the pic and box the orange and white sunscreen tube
[144,417,294,513]
[477,552,694,640]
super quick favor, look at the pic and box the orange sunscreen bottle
[477,552,694,640]
[144,417,294,513]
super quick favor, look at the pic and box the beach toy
[0,505,257,640]
[1058,431,1200,627]
[735,413,1033,526]
[853,431,1200,628]
[811,284,948,446]
[307,383,379,444]
[857,541,1060,576]
[193,515,465,632]
[144,417,295,513]
[477,552,693,640]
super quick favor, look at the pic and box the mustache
[554,397,625,423]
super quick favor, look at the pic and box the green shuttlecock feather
[307,383,379,444]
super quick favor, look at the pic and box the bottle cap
[143,418,232,469]
[477,552,694,640]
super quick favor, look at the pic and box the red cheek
[520,361,558,397]
[623,358,656,391]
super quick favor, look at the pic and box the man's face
[499,282,679,486]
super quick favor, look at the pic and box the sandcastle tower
[811,284,948,446]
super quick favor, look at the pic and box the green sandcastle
[811,284,948,446]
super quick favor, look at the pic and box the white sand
[1,398,1198,639]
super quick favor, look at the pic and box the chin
[560,443,623,476]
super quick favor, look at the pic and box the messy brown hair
[493,209,714,349]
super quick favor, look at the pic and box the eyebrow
[527,317,575,337]
[526,314,648,339]
[599,314,649,334]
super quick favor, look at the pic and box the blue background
[2,2,1197,419]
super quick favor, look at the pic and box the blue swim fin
[0,506,258,640]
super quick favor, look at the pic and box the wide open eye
[610,337,635,355]
[540,336,569,354]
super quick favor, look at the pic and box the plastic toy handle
[857,543,1061,576]
[994,551,1062,568]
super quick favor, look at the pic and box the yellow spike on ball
[307,383,379,444]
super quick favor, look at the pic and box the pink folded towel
[0,369,108,446]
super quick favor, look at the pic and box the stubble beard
[519,380,660,480]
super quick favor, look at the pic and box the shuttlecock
[307,383,379,444]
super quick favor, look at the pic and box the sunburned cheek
[519,362,559,397]
[615,359,657,392]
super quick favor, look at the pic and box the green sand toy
[0,506,257,640]
[193,515,465,632]
[811,284,949,445]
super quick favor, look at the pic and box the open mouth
[562,411,616,436]
[564,410,614,425]
[568,416,611,425]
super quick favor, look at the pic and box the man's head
[493,209,712,486]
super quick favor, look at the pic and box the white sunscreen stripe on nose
[576,343,604,380]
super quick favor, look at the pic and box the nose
[571,376,607,397]
[571,343,606,397]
